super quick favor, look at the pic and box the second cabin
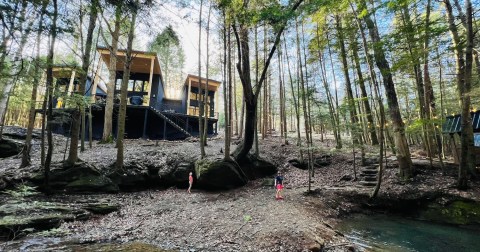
[37,47,220,140]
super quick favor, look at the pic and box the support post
[163,119,166,140]
[67,70,76,97]
[214,87,219,118]
[91,57,102,103]
[186,78,192,115]
[147,57,154,106]
[142,108,148,139]
[186,117,189,134]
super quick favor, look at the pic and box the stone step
[363,176,377,182]
[363,165,378,171]
[360,170,378,175]
[359,181,377,187]
[359,173,377,178]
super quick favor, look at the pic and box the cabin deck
[35,104,218,140]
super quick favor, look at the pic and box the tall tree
[443,0,474,188]
[0,0,34,139]
[44,0,59,194]
[115,1,138,169]
[66,0,98,165]
[148,25,185,93]
[227,0,304,162]
[100,3,122,142]
[21,0,48,168]
[357,0,413,179]
[198,0,205,158]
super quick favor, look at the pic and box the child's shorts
[276,184,283,190]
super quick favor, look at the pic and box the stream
[337,214,480,252]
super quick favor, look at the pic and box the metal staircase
[149,106,193,137]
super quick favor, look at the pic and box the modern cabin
[442,110,480,165]
[37,47,220,140]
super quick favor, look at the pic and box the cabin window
[128,79,135,91]
[134,80,143,92]
[115,79,122,90]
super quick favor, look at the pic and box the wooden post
[186,78,192,115]
[163,119,166,140]
[142,108,148,139]
[67,70,76,97]
[214,86,219,118]
[91,57,102,103]
[147,56,154,106]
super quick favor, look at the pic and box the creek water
[337,214,480,252]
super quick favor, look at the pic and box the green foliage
[4,184,40,198]
[99,134,114,144]
[243,215,252,222]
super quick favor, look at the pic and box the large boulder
[195,158,248,190]
[108,161,152,191]
[0,138,23,158]
[157,154,195,188]
[239,154,277,179]
[31,162,118,193]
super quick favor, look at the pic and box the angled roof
[96,46,162,76]
[443,110,480,133]
[184,74,221,92]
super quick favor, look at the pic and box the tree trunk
[444,0,473,188]
[202,4,212,147]
[67,0,98,165]
[360,0,412,179]
[198,0,205,158]
[335,15,358,144]
[102,6,121,142]
[115,8,137,169]
[45,0,59,194]
[350,27,378,145]
[21,1,47,168]
[231,0,304,162]
[223,13,231,160]
[0,1,32,139]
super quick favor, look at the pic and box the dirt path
[57,182,345,251]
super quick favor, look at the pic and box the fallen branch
[189,221,201,236]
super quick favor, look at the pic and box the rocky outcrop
[31,162,118,193]
[0,198,119,240]
[239,154,277,180]
[0,138,23,158]
[195,158,248,190]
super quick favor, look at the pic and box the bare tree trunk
[0,1,32,139]
[231,0,304,162]
[360,0,412,179]
[21,1,47,168]
[198,0,205,158]
[115,8,137,169]
[325,26,342,148]
[202,4,212,147]
[45,0,59,194]
[223,13,231,160]
[350,27,378,145]
[296,18,312,190]
[67,0,98,165]
[102,5,121,142]
[336,15,360,152]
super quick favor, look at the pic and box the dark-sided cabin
[38,48,220,140]
[43,66,103,109]
[442,110,480,165]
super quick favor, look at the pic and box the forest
[0,0,479,251]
